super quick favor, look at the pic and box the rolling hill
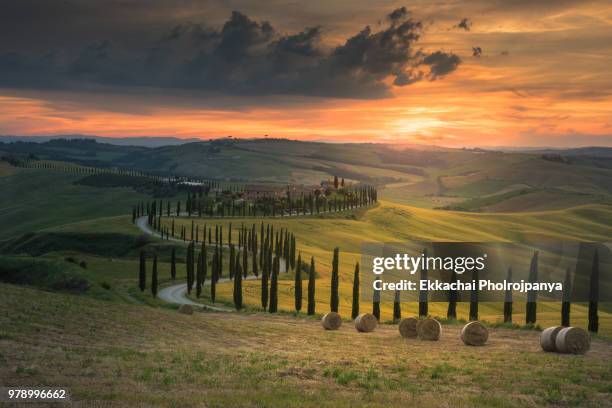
[2,138,611,213]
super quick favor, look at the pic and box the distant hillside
[0,135,203,148]
[0,138,456,183]
[1,137,611,212]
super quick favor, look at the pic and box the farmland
[1,282,611,407]
[0,139,611,406]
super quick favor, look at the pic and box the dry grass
[161,200,612,336]
[1,283,611,407]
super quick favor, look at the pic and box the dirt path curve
[135,216,285,311]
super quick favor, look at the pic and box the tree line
[138,241,601,333]
[6,156,225,191]
[132,184,377,223]
[396,248,601,333]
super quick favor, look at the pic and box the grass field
[0,152,611,407]
[160,201,612,335]
[1,282,611,407]
[0,167,148,240]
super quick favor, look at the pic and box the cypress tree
[196,250,203,297]
[202,241,207,286]
[290,234,296,270]
[139,250,146,291]
[393,289,401,323]
[252,224,257,253]
[351,262,360,319]
[259,222,265,267]
[211,251,218,302]
[229,244,235,279]
[269,256,279,313]
[330,247,339,312]
[218,242,223,279]
[373,287,381,321]
[469,268,479,321]
[294,253,303,312]
[283,233,290,267]
[561,267,572,326]
[151,253,158,297]
[252,246,258,277]
[525,251,538,324]
[234,256,243,310]
[307,257,316,315]
[243,244,248,278]
[503,267,513,323]
[447,270,457,320]
[588,249,599,333]
[261,255,269,310]
[186,242,194,294]
[170,247,177,280]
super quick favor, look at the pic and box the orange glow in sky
[1,1,611,147]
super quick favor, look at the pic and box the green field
[0,164,148,240]
[162,200,612,334]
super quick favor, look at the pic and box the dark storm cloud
[422,51,462,79]
[272,27,322,57]
[455,18,472,31]
[388,6,409,23]
[0,4,462,99]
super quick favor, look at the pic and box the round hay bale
[555,327,590,355]
[355,313,377,332]
[417,318,441,341]
[398,317,418,338]
[321,312,342,330]
[178,304,194,315]
[460,321,488,346]
[540,326,563,352]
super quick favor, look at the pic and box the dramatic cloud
[0,7,461,99]
[422,51,462,79]
[1,0,611,147]
[455,18,472,31]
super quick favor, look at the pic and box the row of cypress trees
[411,249,601,332]
[139,238,600,334]
[132,184,378,223]
[355,247,601,331]
[14,157,222,189]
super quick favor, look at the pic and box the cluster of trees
[132,184,378,223]
[137,221,304,308]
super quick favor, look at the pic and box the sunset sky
[1,0,611,147]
